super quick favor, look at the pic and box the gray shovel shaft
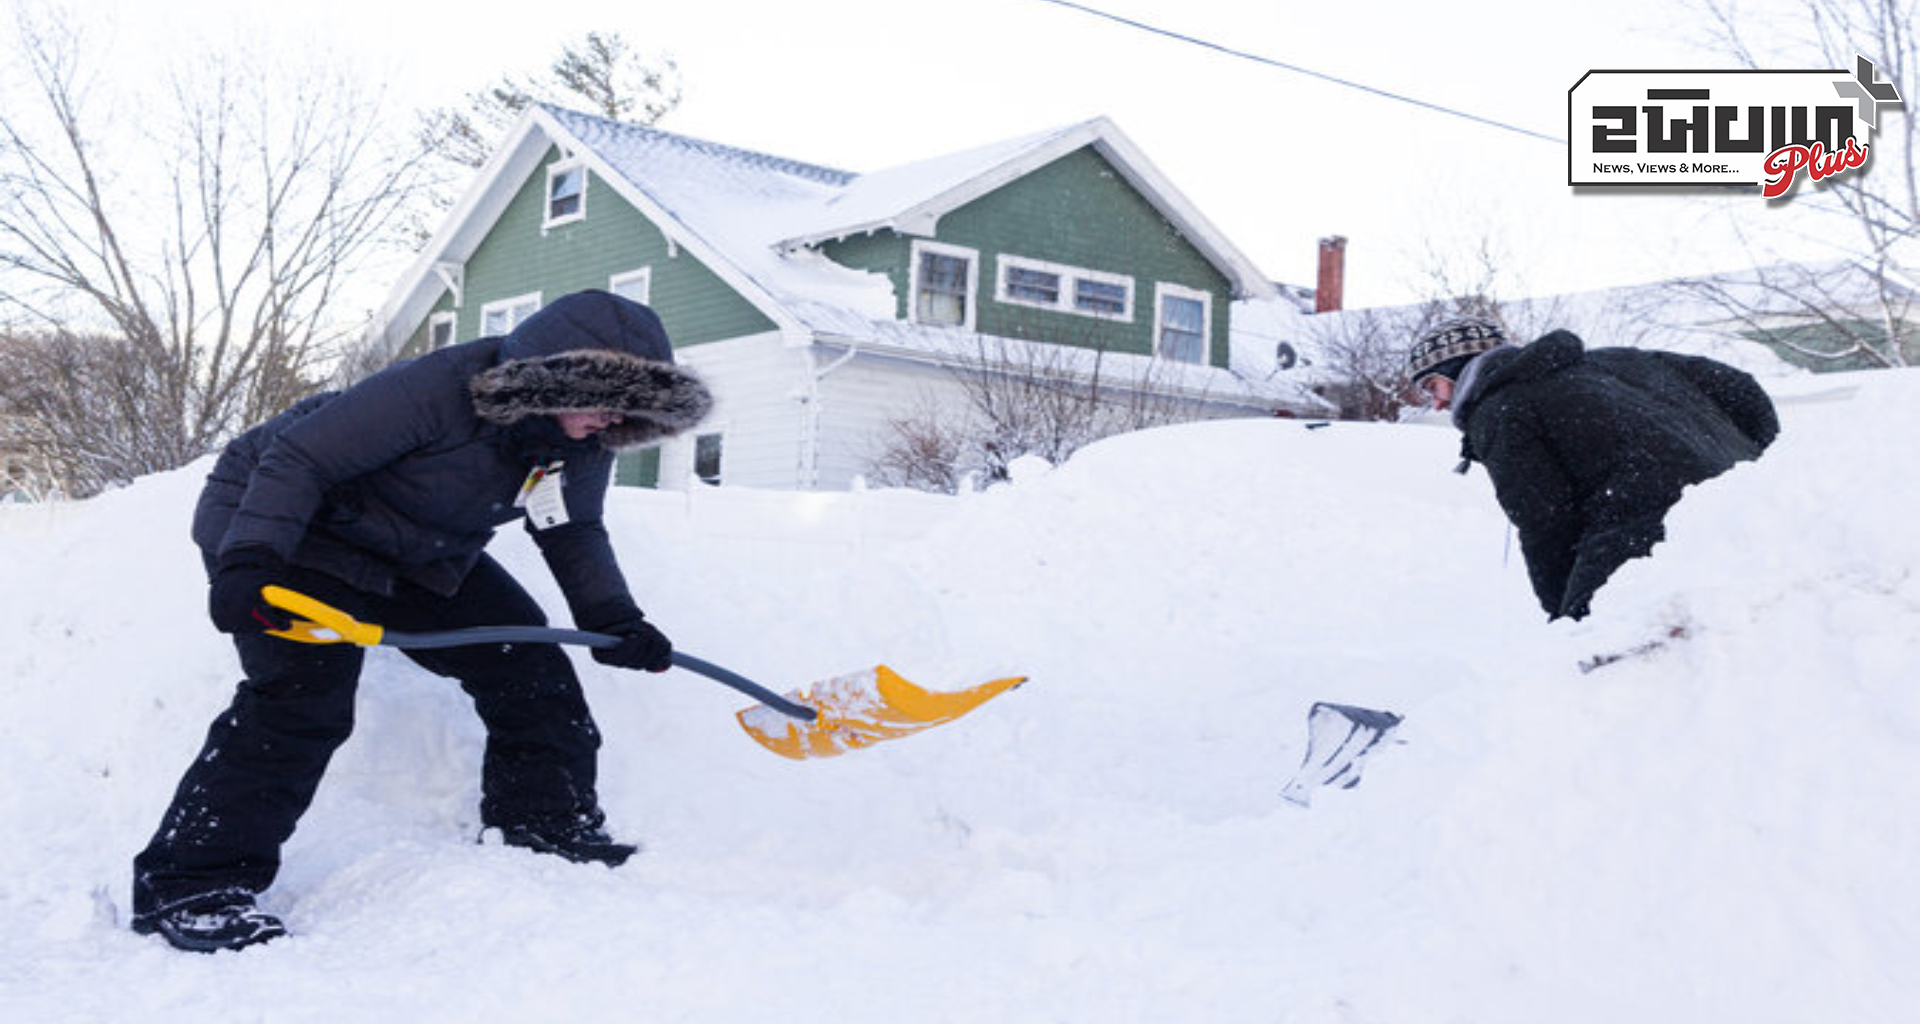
[379,626,818,721]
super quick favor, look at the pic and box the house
[365,105,1331,490]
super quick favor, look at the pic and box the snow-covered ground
[2,369,1915,1023]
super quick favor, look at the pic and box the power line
[1031,0,1568,145]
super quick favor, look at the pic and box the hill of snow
[1,370,1914,1023]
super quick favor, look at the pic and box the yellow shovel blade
[736,665,1026,760]
[259,585,386,646]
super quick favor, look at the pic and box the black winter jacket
[192,290,712,623]
[1453,330,1778,620]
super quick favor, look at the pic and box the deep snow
[1,369,1915,1023]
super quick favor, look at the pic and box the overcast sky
[72,0,1868,310]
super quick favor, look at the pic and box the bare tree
[1303,307,1431,422]
[0,328,165,497]
[1679,0,1919,368]
[1660,256,1918,369]
[410,30,682,245]
[422,31,681,171]
[0,8,434,497]
[866,334,1229,492]
[1303,233,1574,421]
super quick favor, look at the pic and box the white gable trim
[777,117,1276,301]
[363,108,812,367]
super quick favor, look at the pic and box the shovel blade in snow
[736,664,1026,760]
[1281,702,1403,807]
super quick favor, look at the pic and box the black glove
[208,547,295,635]
[580,601,673,673]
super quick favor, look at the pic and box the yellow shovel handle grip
[260,585,386,646]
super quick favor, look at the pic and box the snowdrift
[1,370,1914,1023]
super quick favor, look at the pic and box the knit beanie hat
[1408,316,1507,385]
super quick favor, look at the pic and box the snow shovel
[259,586,1025,760]
[1281,702,1403,807]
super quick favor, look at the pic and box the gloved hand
[208,547,295,635]
[580,601,673,673]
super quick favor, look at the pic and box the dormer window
[545,159,586,228]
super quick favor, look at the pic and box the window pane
[429,318,454,348]
[482,299,540,336]
[694,433,723,485]
[611,272,649,304]
[1006,266,1060,304]
[1161,295,1205,363]
[918,291,964,325]
[1075,279,1127,315]
[549,166,583,219]
[921,253,966,293]
[1162,333,1204,363]
[1163,295,1204,332]
[917,252,969,325]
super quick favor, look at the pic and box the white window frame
[609,267,652,305]
[995,254,1134,323]
[1153,283,1213,364]
[544,158,587,230]
[427,311,457,350]
[479,292,542,337]
[908,239,979,330]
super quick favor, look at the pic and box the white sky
[66,0,1871,308]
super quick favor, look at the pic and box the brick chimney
[1314,235,1347,313]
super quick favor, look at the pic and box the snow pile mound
[0,371,1914,1024]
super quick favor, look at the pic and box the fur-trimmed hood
[469,290,713,449]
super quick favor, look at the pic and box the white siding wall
[656,332,812,490]
[809,347,1285,491]
[667,339,1284,493]
[813,353,970,489]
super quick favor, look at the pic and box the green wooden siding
[1743,319,1920,372]
[399,145,777,359]
[820,146,1234,367]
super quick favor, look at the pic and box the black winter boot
[132,892,287,953]
[499,821,638,867]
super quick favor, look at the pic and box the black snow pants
[131,553,605,922]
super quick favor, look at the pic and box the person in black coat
[131,290,713,953]
[1409,316,1779,622]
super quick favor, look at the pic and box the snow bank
[1,371,1914,1023]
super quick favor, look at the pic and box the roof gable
[773,117,1276,302]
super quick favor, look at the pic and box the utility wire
[1032,0,1568,145]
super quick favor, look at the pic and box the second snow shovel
[259,586,1024,760]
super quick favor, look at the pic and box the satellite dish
[1274,341,1298,370]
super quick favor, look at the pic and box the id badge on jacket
[514,460,570,530]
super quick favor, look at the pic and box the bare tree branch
[1681,0,1919,368]
[865,333,1232,492]
[0,5,435,497]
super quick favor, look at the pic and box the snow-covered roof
[811,318,1334,415]
[1233,264,1871,386]
[370,107,1279,364]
